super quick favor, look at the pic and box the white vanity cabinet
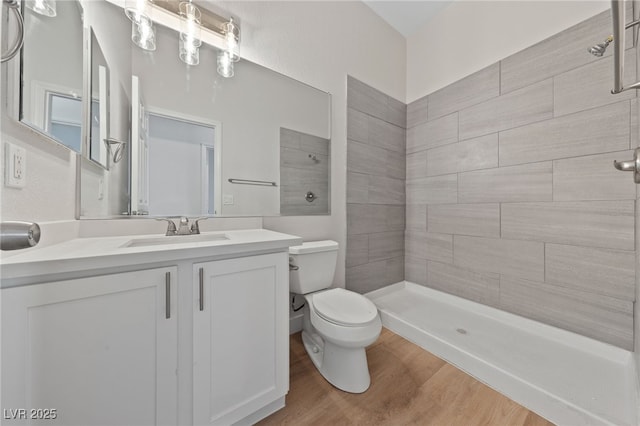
[193,252,289,426]
[0,229,301,426]
[1,267,178,426]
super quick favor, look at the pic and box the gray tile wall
[346,76,406,294]
[280,128,330,215]
[405,8,637,350]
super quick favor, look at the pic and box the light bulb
[217,51,234,78]
[222,18,240,62]
[132,19,156,51]
[179,1,201,65]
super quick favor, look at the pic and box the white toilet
[289,240,382,393]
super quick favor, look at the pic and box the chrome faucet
[156,217,208,236]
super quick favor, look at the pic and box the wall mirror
[17,0,331,218]
[19,0,84,154]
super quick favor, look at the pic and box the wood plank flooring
[258,328,553,426]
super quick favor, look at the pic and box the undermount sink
[122,233,229,248]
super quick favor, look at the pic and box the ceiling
[362,1,452,37]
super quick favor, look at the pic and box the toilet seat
[311,288,378,327]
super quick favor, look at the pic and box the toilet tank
[289,240,339,294]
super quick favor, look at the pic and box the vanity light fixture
[217,17,240,78]
[26,0,56,17]
[125,0,156,51]
[179,1,202,66]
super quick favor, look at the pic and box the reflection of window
[47,93,82,152]
[46,93,99,155]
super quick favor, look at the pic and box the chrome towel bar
[228,178,277,187]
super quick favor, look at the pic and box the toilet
[289,240,382,393]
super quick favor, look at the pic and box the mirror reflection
[20,0,332,218]
[20,0,83,153]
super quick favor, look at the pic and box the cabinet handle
[165,272,171,319]
[199,267,204,311]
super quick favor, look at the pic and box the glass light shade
[26,0,57,17]
[217,51,234,78]
[179,1,201,65]
[132,19,156,51]
[179,38,200,66]
[125,0,152,24]
[222,18,240,62]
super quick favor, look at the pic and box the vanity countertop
[0,229,302,286]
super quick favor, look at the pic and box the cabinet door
[193,253,288,426]
[1,267,178,426]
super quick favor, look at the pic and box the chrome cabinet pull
[165,272,171,319]
[613,148,640,183]
[199,267,204,311]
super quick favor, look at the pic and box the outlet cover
[5,142,26,189]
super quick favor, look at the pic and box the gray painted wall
[346,76,406,294]
[405,9,637,350]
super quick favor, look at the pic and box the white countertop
[1,229,302,285]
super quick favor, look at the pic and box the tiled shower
[347,6,637,350]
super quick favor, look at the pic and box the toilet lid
[312,288,378,327]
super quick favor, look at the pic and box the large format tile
[347,204,405,235]
[347,76,406,128]
[545,244,635,301]
[346,256,404,294]
[407,151,428,181]
[346,172,369,203]
[386,96,407,129]
[428,63,500,121]
[553,151,636,201]
[554,49,636,117]
[385,149,406,180]
[347,139,386,176]
[499,276,633,350]
[405,256,428,284]
[369,118,405,154]
[428,203,500,237]
[406,204,427,231]
[427,133,498,176]
[454,236,544,281]
[426,261,500,306]
[407,175,458,205]
[553,150,637,201]
[407,96,429,128]
[407,112,458,154]
[369,231,404,262]
[347,75,388,120]
[459,79,553,140]
[500,7,632,94]
[346,234,368,268]
[347,108,369,142]
[501,201,635,250]
[405,231,453,264]
[458,162,552,203]
[368,175,405,205]
[499,101,630,166]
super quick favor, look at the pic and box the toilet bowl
[289,241,382,393]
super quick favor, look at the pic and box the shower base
[367,282,638,426]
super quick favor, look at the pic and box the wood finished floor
[258,328,554,426]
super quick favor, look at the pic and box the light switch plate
[5,142,26,188]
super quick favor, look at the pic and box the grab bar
[611,0,640,93]
[228,178,277,187]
